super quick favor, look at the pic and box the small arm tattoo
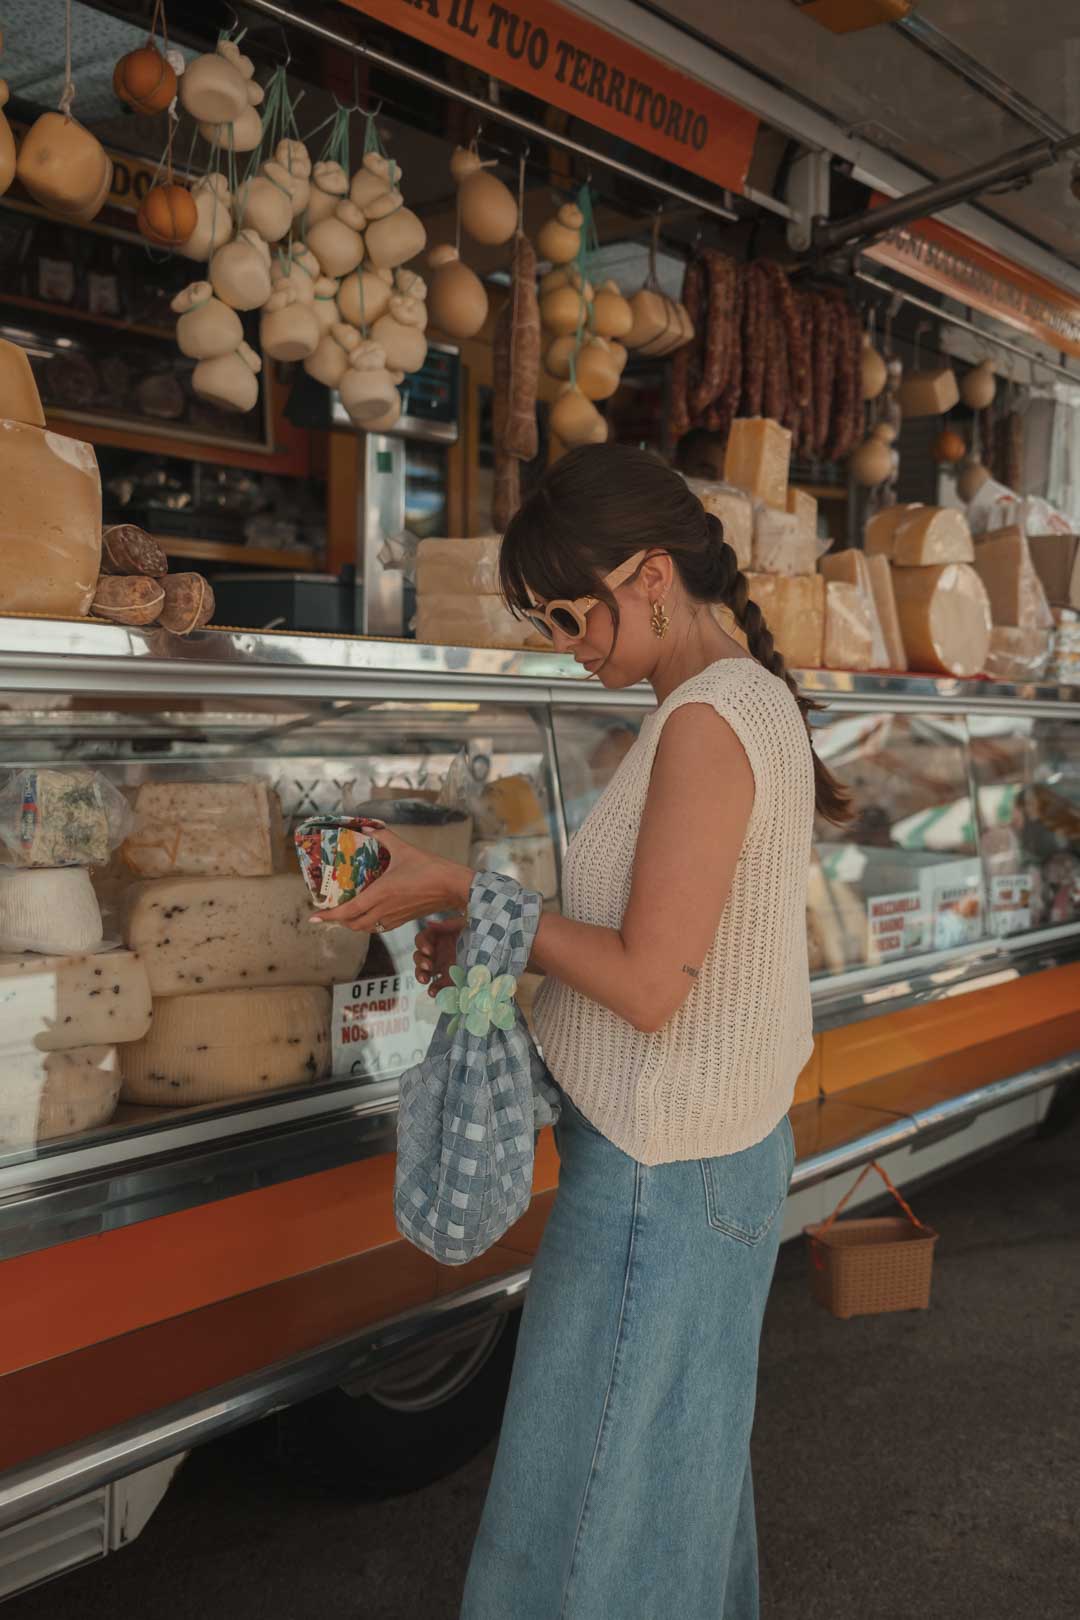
[682,964,700,979]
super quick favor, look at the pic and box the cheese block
[892,563,992,677]
[0,422,101,615]
[0,948,151,1051]
[984,626,1053,682]
[824,581,874,671]
[744,573,825,669]
[973,529,1054,629]
[820,550,888,668]
[471,835,558,900]
[752,508,816,577]
[685,479,752,570]
[898,367,959,418]
[864,503,923,560]
[414,594,550,651]
[0,768,116,868]
[0,339,46,428]
[866,555,908,671]
[786,486,818,546]
[892,507,974,567]
[120,985,331,1105]
[0,868,103,954]
[122,780,287,878]
[0,1045,118,1148]
[723,418,791,511]
[124,873,368,996]
[415,536,501,597]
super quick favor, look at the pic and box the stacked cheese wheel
[117,781,369,1106]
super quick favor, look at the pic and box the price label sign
[932,883,984,950]
[332,971,438,1082]
[990,872,1034,938]
[867,890,926,960]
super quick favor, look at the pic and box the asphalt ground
[9,1107,1079,1620]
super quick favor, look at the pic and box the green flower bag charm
[436,964,518,1037]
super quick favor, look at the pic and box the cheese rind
[120,986,331,1105]
[892,562,992,677]
[0,868,104,954]
[752,508,816,576]
[0,421,102,616]
[866,555,908,671]
[0,948,151,1050]
[745,573,825,668]
[122,780,287,878]
[892,507,974,567]
[824,581,874,670]
[124,873,368,997]
[723,417,791,510]
[973,528,1054,629]
[415,536,501,597]
[864,504,923,560]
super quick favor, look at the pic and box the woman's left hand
[312,825,473,934]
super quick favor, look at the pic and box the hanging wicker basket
[805,1160,938,1320]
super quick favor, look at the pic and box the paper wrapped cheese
[415,535,501,596]
[723,418,791,510]
[984,626,1053,682]
[753,508,817,576]
[891,562,992,677]
[891,507,974,566]
[865,554,907,671]
[973,528,1054,629]
[122,780,287,879]
[121,985,331,1105]
[0,949,151,1051]
[0,423,101,615]
[414,593,550,651]
[824,580,874,671]
[864,503,923,560]
[744,573,825,669]
[684,479,752,570]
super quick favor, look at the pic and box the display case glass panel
[550,707,649,838]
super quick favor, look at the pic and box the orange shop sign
[340,0,759,193]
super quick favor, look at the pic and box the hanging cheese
[744,573,825,669]
[0,948,151,1051]
[414,594,550,651]
[786,487,818,546]
[723,418,791,510]
[891,562,991,677]
[824,581,874,671]
[0,1044,119,1149]
[0,868,103,955]
[121,985,331,1106]
[985,626,1053,682]
[415,536,501,597]
[864,503,923,560]
[124,873,367,997]
[973,528,1054,629]
[865,554,908,671]
[752,508,816,576]
[122,780,287,879]
[0,424,101,615]
[0,339,46,428]
[898,367,959,418]
[891,507,974,567]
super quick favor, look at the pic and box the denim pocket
[700,1120,793,1245]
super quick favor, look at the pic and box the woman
[318,444,849,1618]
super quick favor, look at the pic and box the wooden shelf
[795,483,849,503]
[0,292,172,343]
[156,538,319,571]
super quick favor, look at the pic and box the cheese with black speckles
[0,948,151,1050]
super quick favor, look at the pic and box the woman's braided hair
[499,442,851,824]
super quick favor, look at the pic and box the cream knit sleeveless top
[533,657,815,1165]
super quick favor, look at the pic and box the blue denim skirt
[461,1089,794,1620]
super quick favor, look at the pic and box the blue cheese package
[294,815,391,910]
[0,769,133,868]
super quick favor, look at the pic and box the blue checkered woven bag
[394,871,561,1265]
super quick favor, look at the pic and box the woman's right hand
[414,916,466,996]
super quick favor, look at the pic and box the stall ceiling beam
[815,130,1080,256]
[855,268,1080,385]
[893,12,1070,144]
[239,0,738,223]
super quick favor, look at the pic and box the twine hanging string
[149,0,169,52]
[568,181,598,388]
[59,0,75,119]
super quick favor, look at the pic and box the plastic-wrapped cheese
[973,529,1053,629]
[985,626,1052,681]
[120,985,331,1105]
[820,551,887,667]
[723,418,791,510]
[685,479,752,569]
[898,368,959,418]
[415,536,501,597]
[0,948,151,1050]
[122,780,287,878]
[0,868,103,954]
[414,594,549,651]
[786,487,818,546]
[752,508,816,576]
[124,873,368,996]
[866,555,908,670]
[892,507,974,567]
[0,1044,118,1148]
[892,562,992,677]
[824,581,874,670]
[744,573,825,668]
[0,423,102,615]
[864,504,923,560]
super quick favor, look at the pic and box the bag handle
[816,1160,935,1240]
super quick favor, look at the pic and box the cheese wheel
[0,868,103,954]
[0,424,101,615]
[892,507,974,567]
[865,555,908,671]
[864,504,923,560]
[723,418,791,510]
[0,949,151,1050]
[120,986,331,1105]
[891,562,992,677]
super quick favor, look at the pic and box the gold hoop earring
[650,599,670,639]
